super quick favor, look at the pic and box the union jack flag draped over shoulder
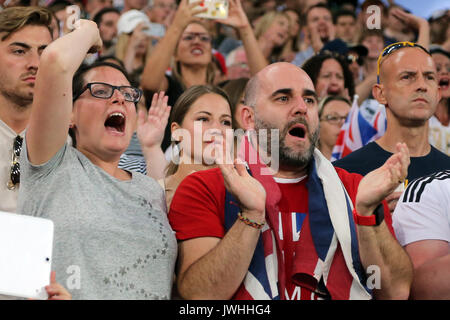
[223,136,372,300]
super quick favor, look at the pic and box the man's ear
[372,83,387,105]
[241,105,255,131]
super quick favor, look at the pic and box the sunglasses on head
[376,41,430,83]
[7,135,23,190]
[346,54,364,66]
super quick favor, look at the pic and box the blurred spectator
[431,46,450,126]
[359,29,384,80]
[334,9,357,46]
[428,9,449,47]
[291,3,335,67]
[47,0,73,35]
[93,7,120,57]
[220,77,249,129]
[116,9,153,85]
[356,0,388,43]
[386,7,431,49]
[298,0,327,16]
[49,11,61,39]
[279,8,301,62]
[317,95,351,160]
[428,46,450,155]
[328,0,358,13]
[85,0,112,19]
[141,0,267,151]
[122,0,147,12]
[393,170,450,300]
[347,44,368,87]
[212,50,228,85]
[302,50,354,100]
[145,0,176,30]
[383,5,415,43]
[255,0,276,12]
[226,10,290,79]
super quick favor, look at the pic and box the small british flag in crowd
[332,96,387,161]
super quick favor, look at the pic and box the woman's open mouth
[104,112,125,134]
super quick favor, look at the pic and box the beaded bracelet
[237,212,265,229]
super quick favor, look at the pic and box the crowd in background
[0,0,449,300]
[1,0,448,157]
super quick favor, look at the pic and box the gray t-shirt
[17,140,177,300]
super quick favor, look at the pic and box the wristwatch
[353,203,384,226]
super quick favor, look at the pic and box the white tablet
[0,210,54,300]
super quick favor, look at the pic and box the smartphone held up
[190,0,229,19]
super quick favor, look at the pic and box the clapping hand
[137,91,171,150]
[355,142,410,216]
[219,158,266,223]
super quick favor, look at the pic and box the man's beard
[0,74,34,109]
[0,89,33,109]
[254,116,320,169]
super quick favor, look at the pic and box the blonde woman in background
[115,10,155,86]
[226,10,291,79]
[141,0,267,151]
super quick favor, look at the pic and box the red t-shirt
[168,167,395,300]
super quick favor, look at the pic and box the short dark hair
[0,6,53,41]
[318,95,352,118]
[72,61,132,101]
[48,0,73,14]
[304,3,332,24]
[302,52,355,99]
[70,61,133,147]
[360,0,387,15]
[93,7,121,26]
[358,28,384,44]
[221,78,249,129]
[333,9,356,24]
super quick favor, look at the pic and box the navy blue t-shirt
[333,142,450,181]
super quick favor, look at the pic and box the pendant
[6,180,16,190]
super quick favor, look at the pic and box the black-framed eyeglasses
[320,114,348,125]
[347,54,364,66]
[7,135,23,190]
[376,41,430,83]
[73,82,142,103]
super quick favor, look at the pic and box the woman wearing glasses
[317,96,351,160]
[141,0,267,152]
[16,20,177,299]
